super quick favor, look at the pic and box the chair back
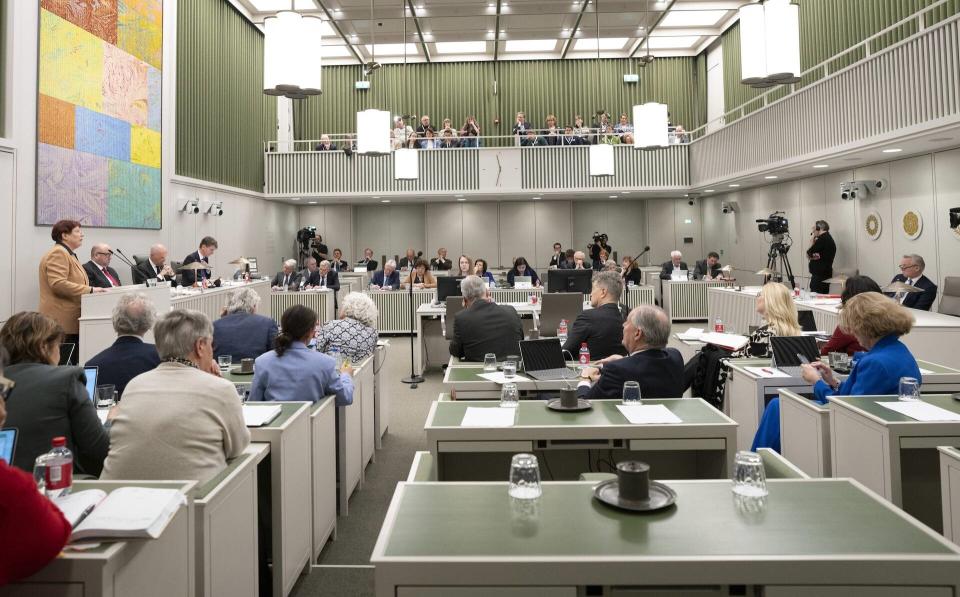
[539,292,584,336]
[939,276,960,317]
[445,296,465,323]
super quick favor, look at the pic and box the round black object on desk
[593,460,677,512]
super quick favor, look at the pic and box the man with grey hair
[301,257,319,289]
[659,250,688,280]
[449,275,523,361]
[134,243,177,285]
[311,259,340,292]
[371,259,400,290]
[562,271,628,361]
[101,309,250,484]
[889,253,938,311]
[213,288,278,362]
[576,304,683,399]
[86,292,161,397]
[83,243,122,288]
[271,259,301,291]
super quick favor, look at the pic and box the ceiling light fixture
[739,0,800,88]
[764,175,778,179]
[812,164,829,169]
[882,148,903,153]
[705,189,715,192]
[728,184,740,187]
[263,3,323,99]
[380,199,391,203]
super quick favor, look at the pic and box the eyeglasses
[899,264,919,271]
[95,252,111,257]
[0,375,15,400]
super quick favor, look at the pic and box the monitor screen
[437,276,465,302]
[0,429,16,464]
[83,367,99,402]
[547,269,593,294]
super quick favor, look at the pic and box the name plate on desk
[353,267,368,273]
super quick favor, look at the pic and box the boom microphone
[110,248,137,269]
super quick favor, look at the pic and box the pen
[797,353,810,365]
[74,504,97,528]
[762,368,775,375]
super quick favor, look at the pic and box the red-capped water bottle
[34,436,73,498]
[557,319,568,342]
[579,342,591,365]
[714,318,725,333]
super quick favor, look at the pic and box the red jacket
[820,326,866,357]
[0,461,70,585]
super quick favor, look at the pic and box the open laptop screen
[770,336,820,368]
[83,367,99,402]
[519,338,567,372]
[0,429,16,464]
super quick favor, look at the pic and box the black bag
[684,344,731,411]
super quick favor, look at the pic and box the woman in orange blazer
[402,259,437,289]
[38,220,104,359]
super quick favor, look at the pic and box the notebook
[53,487,185,541]
[243,404,282,427]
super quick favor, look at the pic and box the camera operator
[311,235,329,263]
[588,233,612,269]
[806,220,836,294]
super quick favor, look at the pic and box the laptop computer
[797,310,817,332]
[770,336,821,377]
[0,429,16,464]
[513,275,532,289]
[58,343,76,366]
[83,366,99,403]
[518,338,577,381]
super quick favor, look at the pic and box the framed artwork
[901,210,922,240]
[865,211,882,241]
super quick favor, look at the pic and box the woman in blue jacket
[752,292,920,452]
[473,258,495,284]
[506,256,540,287]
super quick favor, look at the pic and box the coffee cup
[240,358,254,374]
[560,388,578,408]
[616,461,650,502]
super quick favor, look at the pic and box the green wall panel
[176,0,275,192]
[294,58,705,145]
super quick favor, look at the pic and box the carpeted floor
[290,338,443,597]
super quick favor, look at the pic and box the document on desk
[698,332,749,351]
[878,401,960,422]
[676,328,704,341]
[616,404,683,425]
[743,366,792,378]
[918,368,935,376]
[460,406,516,427]
[243,404,283,427]
[478,372,531,384]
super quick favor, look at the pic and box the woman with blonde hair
[732,282,801,358]
[752,292,920,451]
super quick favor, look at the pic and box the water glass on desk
[732,450,768,497]
[218,355,232,373]
[508,453,542,499]
[622,381,642,404]
[95,385,117,408]
[899,376,920,402]
[502,360,517,379]
[500,382,519,408]
[483,353,498,372]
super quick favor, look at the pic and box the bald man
[133,244,178,286]
[83,243,122,288]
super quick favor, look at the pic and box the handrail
[687,0,958,141]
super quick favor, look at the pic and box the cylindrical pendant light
[589,143,615,176]
[738,3,766,86]
[264,11,323,98]
[764,0,800,83]
[633,102,668,149]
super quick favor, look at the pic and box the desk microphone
[110,248,137,269]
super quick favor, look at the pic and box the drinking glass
[96,385,117,408]
[483,353,498,372]
[899,376,921,402]
[508,453,542,499]
[732,450,768,497]
[218,355,232,372]
[502,361,517,379]
[622,381,642,404]
[500,382,519,408]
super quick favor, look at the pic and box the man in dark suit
[659,251,688,280]
[806,220,837,294]
[562,271,628,361]
[577,304,683,399]
[315,134,337,151]
[213,288,278,362]
[693,252,723,280]
[430,248,453,271]
[301,257,320,288]
[133,244,178,286]
[549,243,567,268]
[330,248,349,272]
[357,247,378,272]
[371,260,401,290]
[181,236,217,286]
[271,259,302,291]
[398,248,419,270]
[889,254,938,311]
[449,276,524,361]
[85,292,161,398]
[83,243,122,288]
[313,260,340,291]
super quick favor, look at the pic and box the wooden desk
[270,289,335,324]
[938,446,960,543]
[425,397,737,481]
[372,479,960,596]
[310,397,337,561]
[662,279,730,322]
[365,289,435,334]
[374,341,389,449]
[1,480,196,597]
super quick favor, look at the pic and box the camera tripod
[764,237,796,289]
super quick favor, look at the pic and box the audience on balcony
[614,113,634,138]
[416,115,434,137]
[521,128,547,147]
[315,135,337,151]
[392,117,414,150]
[460,116,480,147]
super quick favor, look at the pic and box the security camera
[203,200,224,216]
[180,198,200,214]
[841,180,885,200]
[950,207,960,229]
[721,200,739,214]
[855,179,885,192]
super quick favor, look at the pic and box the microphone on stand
[109,248,137,269]
[624,246,651,271]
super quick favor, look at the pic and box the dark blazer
[330,259,349,272]
[659,260,689,280]
[549,253,567,268]
[806,232,836,277]
[133,259,177,286]
[398,256,418,270]
[578,348,684,400]
[357,258,378,272]
[507,267,540,287]
[213,312,279,362]
[693,260,722,280]
[622,268,644,286]
[271,271,302,290]
[85,336,161,398]
[310,270,340,291]
[562,302,628,361]
[430,257,452,271]
[181,251,211,286]
[371,269,400,290]
[888,274,938,311]
[2,363,110,475]
[449,300,524,362]
[315,143,337,151]
[83,261,121,288]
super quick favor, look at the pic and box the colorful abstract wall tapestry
[37,0,162,229]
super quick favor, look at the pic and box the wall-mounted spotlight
[840,179,885,201]
[180,198,200,214]
[203,200,224,216]
[950,207,960,229]
[721,200,739,214]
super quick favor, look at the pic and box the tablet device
[0,429,16,464]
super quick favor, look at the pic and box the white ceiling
[236,0,746,65]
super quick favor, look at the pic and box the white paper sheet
[96,410,109,424]
[616,404,683,425]
[743,366,792,379]
[460,406,516,427]
[877,401,960,422]
[477,372,531,384]
[676,328,704,341]
[919,368,935,376]
[698,332,749,351]
[243,404,282,427]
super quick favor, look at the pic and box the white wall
[706,42,724,134]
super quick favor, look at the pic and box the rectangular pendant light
[589,143,615,176]
[394,148,419,179]
[633,102,668,149]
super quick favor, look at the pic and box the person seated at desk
[310,260,341,291]
[455,254,473,278]
[371,260,401,290]
[86,292,161,398]
[181,236,217,287]
[549,243,567,268]
[621,257,643,286]
[449,276,523,361]
[887,253,938,311]
[330,248,349,272]
[563,250,588,270]
[0,348,71,585]
[820,275,881,356]
[507,256,540,287]
[694,252,723,280]
[301,257,319,288]
[577,305,683,399]
[562,271,628,361]
[752,292,921,452]
[101,309,250,484]
[83,243,122,288]
[474,258,495,284]
[271,259,302,291]
[315,292,379,362]
[358,247,378,272]
[404,259,437,289]
[133,243,178,286]
[250,305,354,405]
[592,248,610,271]
[730,282,802,358]
[659,251,688,280]
[398,248,419,271]
[0,312,109,476]
[213,288,278,363]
